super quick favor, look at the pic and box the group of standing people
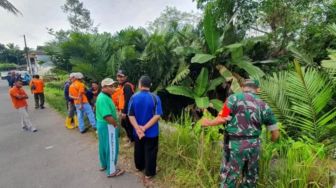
[63,70,163,182]
[7,68,280,187]
[7,71,31,87]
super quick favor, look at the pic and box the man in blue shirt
[128,75,163,181]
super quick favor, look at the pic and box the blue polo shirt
[128,90,163,138]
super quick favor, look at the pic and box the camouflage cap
[243,79,260,88]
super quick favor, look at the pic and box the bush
[0,63,17,71]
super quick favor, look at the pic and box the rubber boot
[65,117,75,129]
[73,115,79,128]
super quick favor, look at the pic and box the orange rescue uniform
[112,83,134,111]
[9,87,28,109]
[69,80,89,105]
[30,78,44,94]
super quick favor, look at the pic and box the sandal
[143,176,154,187]
[107,169,125,177]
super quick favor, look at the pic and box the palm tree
[260,61,336,149]
[0,0,21,15]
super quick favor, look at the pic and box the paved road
[0,81,142,188]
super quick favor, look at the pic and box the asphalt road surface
[0,80,142,188]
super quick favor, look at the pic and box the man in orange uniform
[30,74,45,109]
[112,70,135,146]
[69,72,96,133]
[9,79,37,132]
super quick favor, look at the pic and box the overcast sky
[0,0,198,49]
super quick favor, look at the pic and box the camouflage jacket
[223,91,278,137]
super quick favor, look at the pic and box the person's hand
[139,126,146,132]
[121,113,127,119]
[136,130,144,139]
[136,126,145,139]
[201,118,212,127]
[16,95,24,99]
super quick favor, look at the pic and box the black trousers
[134,136,159,177]
[122,116,134,142]
[34,93,45,108]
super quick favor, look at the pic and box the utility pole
[23,35,32,74]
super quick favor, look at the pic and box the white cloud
[0,0,198,49]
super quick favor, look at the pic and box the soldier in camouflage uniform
[202,79,280,188]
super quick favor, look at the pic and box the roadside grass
[156,123,221,188]
[45,86,67,115]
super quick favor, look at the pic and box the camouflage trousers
[219,140,260,188]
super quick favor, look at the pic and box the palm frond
[327,24,336,37]
[285,65,335,143]
[260,65,336,145]
[287,45,315,67]
[0,0,21,15]
[321,49,336,84]
[260,72,291,125]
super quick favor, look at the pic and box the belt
[227,135,259,140]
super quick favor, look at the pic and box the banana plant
[190,3,265,92]
[166,3,266,111]
[166,67,224,111]
[169,3,265,90]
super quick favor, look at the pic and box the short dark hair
[139,75,152,88]
[91,80,99,85]
[34,75,40,79]
[15,79,23,83]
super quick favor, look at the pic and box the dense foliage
[0,63,17,71]
[41,0,336,187]
[0,43,26,65]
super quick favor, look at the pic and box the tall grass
[259,136,333,187]
[157,117,222,187]
[44,86,67,115]
[44,76,67,115]
[157,113,334,188]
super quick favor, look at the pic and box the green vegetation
[40,0,336,187]
[260,61,336,148]
[0,43,26,65]
[44,83,66,116]
[0,63,17,71]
